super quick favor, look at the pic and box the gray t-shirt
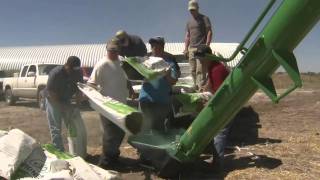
[186,13,212,48]
[88,57,128,103]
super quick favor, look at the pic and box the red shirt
[208,62,229,94]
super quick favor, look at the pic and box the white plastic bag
[68,156,103,180]
[90,164,121,180]
[0,129,37,179]
[42,170,73,180]
[142,57,170,72]
[67,157,121,180]
[66,108,87,158]
[0,130,7,138]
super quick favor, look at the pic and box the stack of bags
[0,129,120,180]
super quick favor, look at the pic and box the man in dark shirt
[45,56,85,152]
[115,30,147,57]
[115,30,147,98]
[184,0,213,90]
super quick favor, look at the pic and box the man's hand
[199,85,209,92]
[130,93,139,100]
[165,68,178,85]
[75,92,87,105]
[183,49,189,59]
[194,47,208,58]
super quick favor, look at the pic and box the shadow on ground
[10,99,93,111]
[228,106,282,146]
[85,155,157,180]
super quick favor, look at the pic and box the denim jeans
[212,121,233,161]
[46,98,71,151]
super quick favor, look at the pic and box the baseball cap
[115,30,129,45]
[106,38,120,52]
[66,56,81,70]
[115,30,128,39]
[188,0,199,11]
[148,36,165,46]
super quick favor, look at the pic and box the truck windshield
[38,64,61,75]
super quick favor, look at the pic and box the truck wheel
[38,91,46,111]
[5,89,15,105]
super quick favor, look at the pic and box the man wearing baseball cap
[115,30,147,99]
[184,0,213,90]
[115,30,147,57]
[88,38,130,168]
[45,56,86,153]
[139,36,180,132]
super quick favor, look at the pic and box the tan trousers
[188,47,207,89]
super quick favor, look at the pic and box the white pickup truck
[2,63,62,108]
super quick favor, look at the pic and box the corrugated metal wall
[0,43,242,71]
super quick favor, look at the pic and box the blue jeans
[212,121,233,161]
[46,98,71,152]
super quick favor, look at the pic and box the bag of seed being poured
[78,83,143,135]
[121,56,171,81]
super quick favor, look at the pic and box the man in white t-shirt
[87,38,129,168]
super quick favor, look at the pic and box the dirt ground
[0,74,319,180]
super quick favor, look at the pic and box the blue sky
[0,0,319,72]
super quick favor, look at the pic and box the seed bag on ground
[0,129,37,179]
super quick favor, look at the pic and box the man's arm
[140,39,147,56]
[206,29,213,46]
[184,21,190,55]
[184,31,190,55]
[204,16,213,46]
[46,72,63,107]
[86,64,100,90]
[165,53,181,78]
[134,37,147,57]
[165,61,180,85]
[75,73,86,105]
[165,68,178,85]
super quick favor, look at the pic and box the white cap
[188,0,199,11]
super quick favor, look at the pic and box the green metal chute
[176,0,320,162]
[128,0,320,177]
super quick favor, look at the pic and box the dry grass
[0,74,319,179]
[273,73,320,90]
[226,74,320,179]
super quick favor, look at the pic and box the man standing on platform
[184,0,213,90]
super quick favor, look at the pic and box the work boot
[210,157,224,175]
[98,155,118,169]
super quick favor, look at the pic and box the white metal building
[0,43,242,72]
